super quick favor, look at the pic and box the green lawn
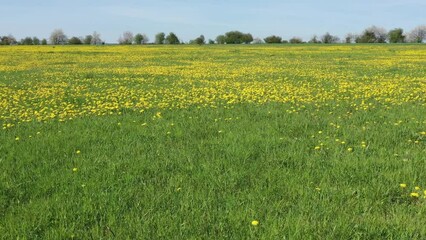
[1,45,425,239]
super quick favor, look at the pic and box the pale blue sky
[1,0,424,43]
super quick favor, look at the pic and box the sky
[1,0,425,43]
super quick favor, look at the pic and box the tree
[0,35,17,45]
[388,28,405,43]
[20,37,34,45]
[355,31,375,43]
[408,25,426,43]
[216,35,226,44]
[134,33,144,44]
[224,31,243,44]
[289,37,303,44]
[134,33,149,44]
[83,35,93,45]
[190,35,205,45]
[369,26,388,43]
[155,32,165,44]
[50,29,67,45]
[41,39,47,45]
[118,31,133,45]
[208,39,215,44]
[141,34,149,44]
[165,32,180,44]
[241,33,253,44]
[252,38,263,44]
[68,37,83,45]
[308,35,321,43]
[264,35,282,43]
[345,33,356,43]
[91,31,102,45]
[321,32,339,44]
[356,26,387,43]
[33,37,40,45]
[223,31,252,44]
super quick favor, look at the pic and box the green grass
[1,102,426,239]
[0,45,426,239]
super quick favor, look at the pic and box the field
[0,44,425,239]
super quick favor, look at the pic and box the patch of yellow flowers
[0,45,425,124]
[400,183,426,200]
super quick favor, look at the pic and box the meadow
[0,44,425,239]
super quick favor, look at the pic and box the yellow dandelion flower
[314,146,321,150]
[72,168,78,172]
[76,150,81,154]
[251,220,259,226]
[415,186,420,190]
[410,192,419,198]
[400,183,407,188]
[347,147,353,152]
[15,137,20,141]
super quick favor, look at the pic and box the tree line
[1,25,425,45]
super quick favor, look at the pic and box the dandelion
[400,183,407,188]
[76,150,81,154]
[15,137,20,141]
[314,146,321,150]
[415,186,421,190]
[72,168,78,172]
[251,220,259,226]
[410,192,419,198]
[347,147,353,152]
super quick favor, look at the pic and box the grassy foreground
[0,45,425,239]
